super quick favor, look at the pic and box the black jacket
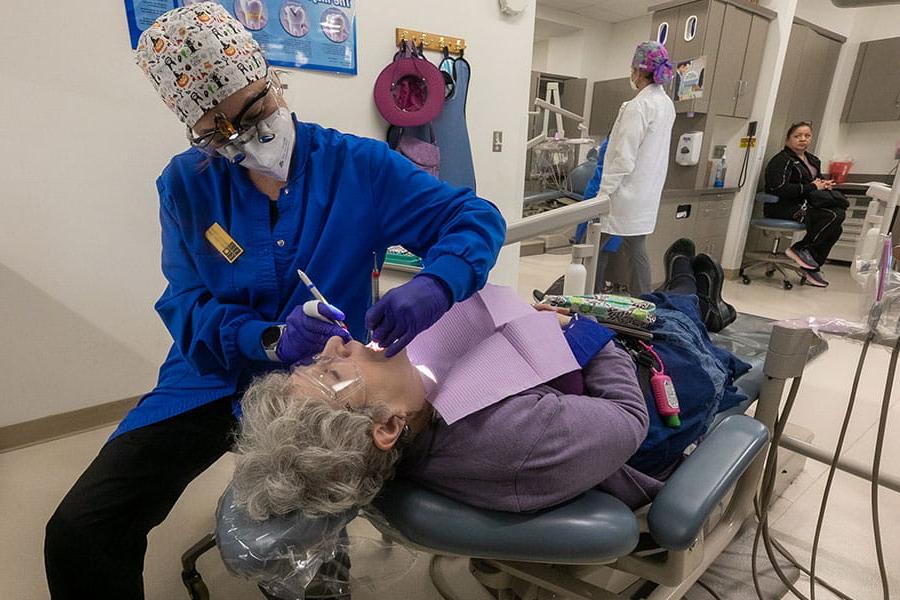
[765,146,821,206]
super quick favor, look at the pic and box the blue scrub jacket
[112,118,505,439]
[575,137,609,244]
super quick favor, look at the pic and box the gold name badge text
[204,223,244,263]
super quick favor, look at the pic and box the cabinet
[830,191,876,262]
[764,22,842,165]
[842,37,900,123]
[650,0,771,117]
[646,191,734,285]
[588,77,634,137]
[707,5,768,117]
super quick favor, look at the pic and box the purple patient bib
[407,285,581,423]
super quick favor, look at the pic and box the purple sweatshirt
[398,343,661,512]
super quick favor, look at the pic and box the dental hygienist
[43,4,504,599]
[589,41,675,295]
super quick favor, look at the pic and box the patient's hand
[534,303,572,326]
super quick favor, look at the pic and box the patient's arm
[514,343,649,510]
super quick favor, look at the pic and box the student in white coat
[590,41,676,294]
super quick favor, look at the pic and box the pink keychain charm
[639,341,681,428]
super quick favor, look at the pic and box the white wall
[721,0,800,270]
[530,10,651,157]
[532,39,550,72]
[802,0,900,174]
[600,16,654,81]
[722,0,900,270]
[0,0,536,425]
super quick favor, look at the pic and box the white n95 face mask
[629,74,639,91]
[233,107,296,181]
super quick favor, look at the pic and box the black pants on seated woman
[764,122,847,288]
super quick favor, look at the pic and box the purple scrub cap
[631,41,674,86]
[134,2,267,128]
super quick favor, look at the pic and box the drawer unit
[830,193,873,263]
[648,191,735,285]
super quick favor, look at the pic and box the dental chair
[181,319,817,600]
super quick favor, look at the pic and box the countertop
[662,187,740,199]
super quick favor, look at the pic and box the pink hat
[373,53,445,127]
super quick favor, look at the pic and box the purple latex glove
[277,302,351,365]
[366,275,452,357]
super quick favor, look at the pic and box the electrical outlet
[492,131,503,152]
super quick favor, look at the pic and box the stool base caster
[783,280,793,290]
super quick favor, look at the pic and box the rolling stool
[740,193,807,290]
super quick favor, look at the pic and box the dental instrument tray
[385,245,423,268]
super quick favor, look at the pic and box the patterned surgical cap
[631,41,674,86]
[134,2,268,128]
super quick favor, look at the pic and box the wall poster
[124,0,358,75]
[673,56,705,102]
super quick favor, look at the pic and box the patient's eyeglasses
[292,355,366,409]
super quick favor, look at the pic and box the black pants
[765,202,846,268]
[44,397,238,600]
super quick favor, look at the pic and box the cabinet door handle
[733,80,741,101]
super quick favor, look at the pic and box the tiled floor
[1,257,897,600]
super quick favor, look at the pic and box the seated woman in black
[764,121,846,288]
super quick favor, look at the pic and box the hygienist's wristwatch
[262,325,287,362]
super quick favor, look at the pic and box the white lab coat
[596,84,675,236]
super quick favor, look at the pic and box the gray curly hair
[231,371,402,520]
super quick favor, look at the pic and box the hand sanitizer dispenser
[676,132,703,166]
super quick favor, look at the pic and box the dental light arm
[533,98,585,124]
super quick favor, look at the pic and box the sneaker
[663,238,696,291]
[802,269,829,288]
[785,245,819,271]
[693,253,737,333]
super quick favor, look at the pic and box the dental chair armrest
[647,415,769,550]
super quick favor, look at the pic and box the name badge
[204,223,244,263]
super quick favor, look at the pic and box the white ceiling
[534,18,582,41]
[537,0,659,23]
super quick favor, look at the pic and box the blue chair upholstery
[647,415,768,550]
[567,159,597,197]
[750,193,805,231]
[371,480,640,564]
[750,217,805,232]
[367,416,767,564]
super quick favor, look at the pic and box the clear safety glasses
[292,355,366,409]
[186,76,280,160]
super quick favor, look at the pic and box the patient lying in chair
[232,241,748,520]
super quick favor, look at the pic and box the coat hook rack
[395,28,466,54]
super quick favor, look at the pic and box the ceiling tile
[537,0,657,23]
[538,0,596,12]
